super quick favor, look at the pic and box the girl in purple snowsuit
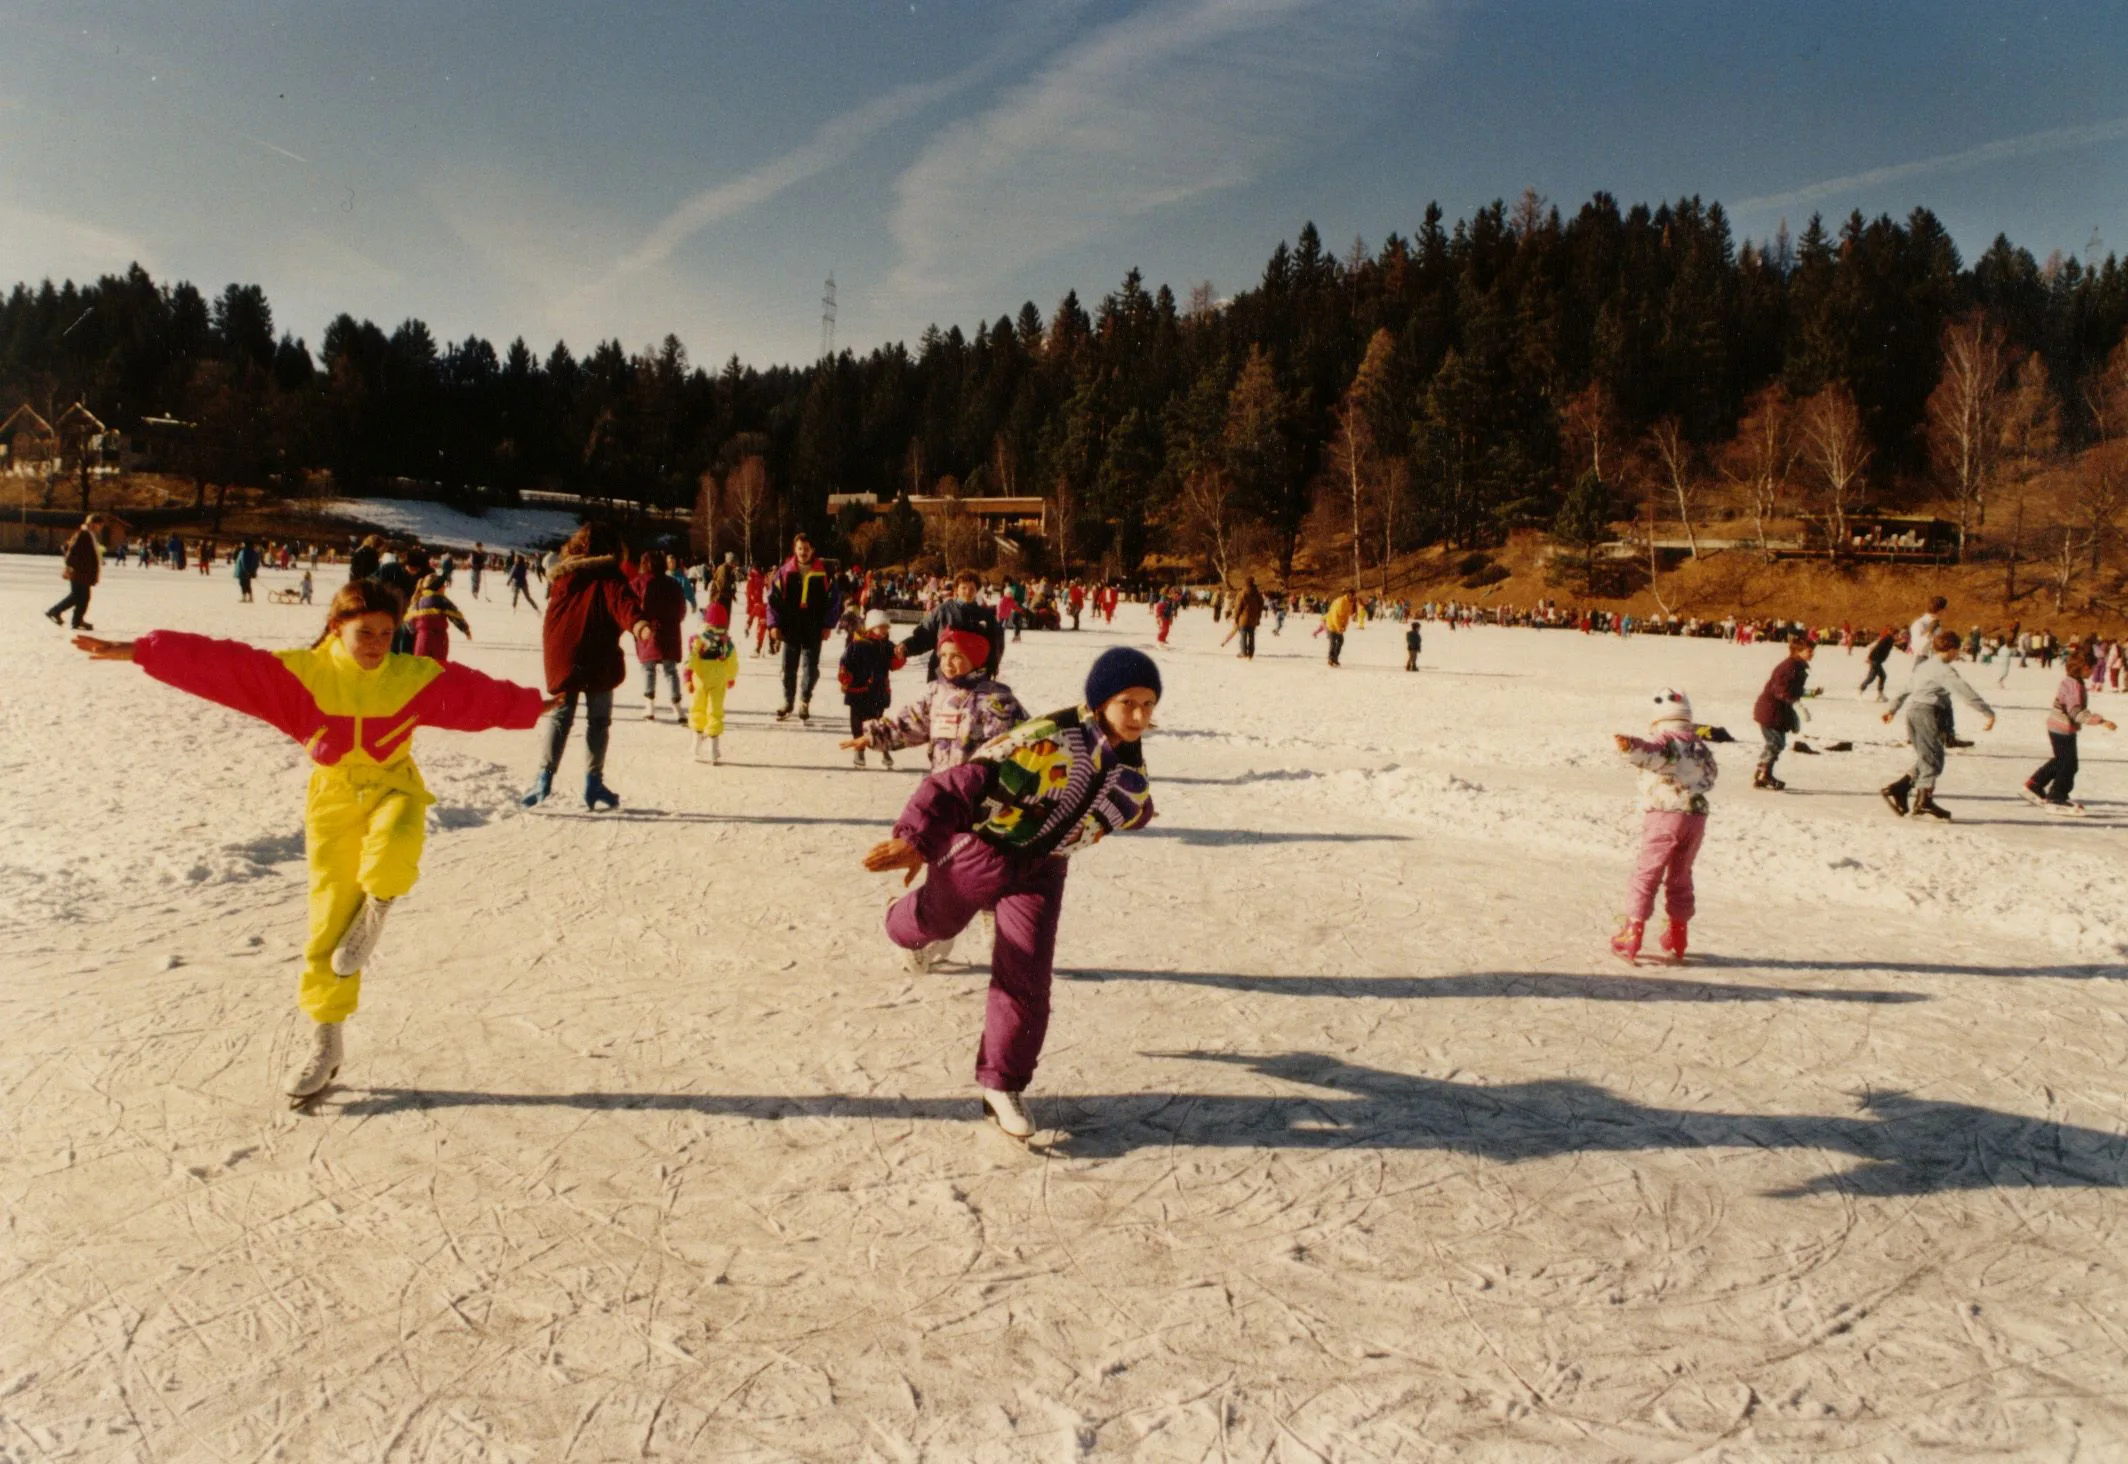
[1611,687,1718,965]
[861,647,1161,1141]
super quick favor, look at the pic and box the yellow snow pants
[300,763,429,1023]
[688,655,735,737]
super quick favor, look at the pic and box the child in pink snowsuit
[1611,687,1718,964]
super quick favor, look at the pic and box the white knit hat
[1649,687,1694,725]
[863,609,892,632]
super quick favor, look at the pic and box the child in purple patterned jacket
[840,628,1028,772]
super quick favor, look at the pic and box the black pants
[1239,626,1256,658]
[1326,630,1344,665]
[1860,661,1887,695]
[780,637,821,707]
[2030,731,2079,802]
[47,582,91,627]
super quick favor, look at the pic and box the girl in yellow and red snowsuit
[78,580,547,1102]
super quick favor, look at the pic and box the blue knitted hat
[1085,647,1162,710]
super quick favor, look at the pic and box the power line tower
[819,274,837,361]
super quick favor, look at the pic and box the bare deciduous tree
[692,469,720,561]
[1331,329,1397,597]
[1721,385,1796,552]
[727,454,770,568]
[1925,312,2010,561]
[1644,416,1701,558]
[1797,386,1870,558]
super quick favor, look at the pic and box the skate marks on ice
[1060,965,1930,1004]
[321,1057,2128,1199]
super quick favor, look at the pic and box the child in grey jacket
[1882,630,1995,819]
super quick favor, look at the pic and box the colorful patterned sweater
[893,705,1155,862]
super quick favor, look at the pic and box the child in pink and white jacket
[841,627,1028,772]
[1610,687,1718,965]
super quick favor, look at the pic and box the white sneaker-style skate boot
[903,938,954,974]
[643,697,658,720]
[330,895,395,976]
[693,732,714,762]
[980,1086,1034,1139]
[710,736,722,765]
[287,1021,343,1105]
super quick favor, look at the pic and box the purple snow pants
[1624,811,1706,923]
[885,835,1068,1092]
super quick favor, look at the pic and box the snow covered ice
[4,551,2128,1459]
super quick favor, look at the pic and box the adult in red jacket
[764,531,842,721]
[524,521,650,810]
[44,516,104,630]
[632,549,689,721]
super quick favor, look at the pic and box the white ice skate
[286,1022,343,1106]
[330,895,394,977]
[710,736,722,765]
[643,699,658,721]
[904,938,954,974]
[2047,800,2089,818]
[980,1086,1034,1140]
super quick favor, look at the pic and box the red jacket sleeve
[132,630,321,744]
[604,575,645,635]
[411,661,549,733]
[891,762,991,863]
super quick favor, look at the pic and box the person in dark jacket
[523,522,650,810]
[898,568,1004,682]
[709,551,740,612]
[1859,628,1898,700]
[632,549,689,721]
[1232,577,1266,660]
[44,516,104,629]
[1752,637,1816,790]
[764,532,842,721]
[839,610,899,768]
[233,540,263,602]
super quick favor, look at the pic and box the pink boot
[1658,919,1688,964]
[1610,918,1645,965]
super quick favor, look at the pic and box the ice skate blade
[287,1068,338,1110]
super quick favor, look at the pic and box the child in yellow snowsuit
[74,580,549,1104]
[685,601,740,763]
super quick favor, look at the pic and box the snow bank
[316,497,582,553]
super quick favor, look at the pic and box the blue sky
[4,1,2123,368]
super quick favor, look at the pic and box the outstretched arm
[124,630,322,743]
[415,661,553,732]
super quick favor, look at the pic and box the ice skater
[860,647,1160,1140]
[842,627,1028,780]
[1881,630,1995,820]
[406,572,472,661]
[2020,650,2115,815]
[1859,627,1898,699]
[1751,636,1816,790]
[72,581,550,1104]
[1611,688,1718,965]
[1403,617,1423,672]
[837,610,898,768]
[684,602,739,764]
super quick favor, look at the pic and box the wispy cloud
[1737,117,2128,214]
[884,0,1428,307]
[0,204,157,283]
[602,4,1084,287]
[243,135,308,165]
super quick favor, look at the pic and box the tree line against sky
[2,191,2126,587]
